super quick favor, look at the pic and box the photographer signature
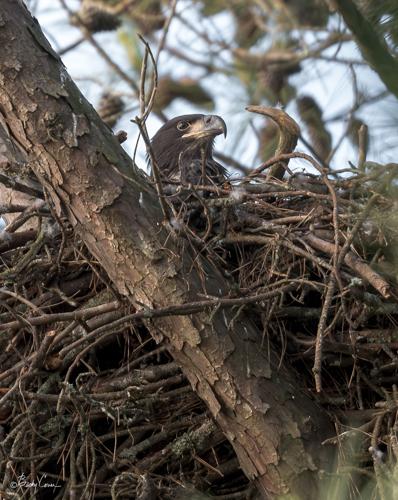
[10,473,61,490]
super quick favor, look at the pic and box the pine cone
[297,95,331,161]
[232,5,264,48]
[126,0,165,35]
[282,0,328,27]
[97,92,125,128]
[73,0,121,33]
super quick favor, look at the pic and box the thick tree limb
[0,2,334,497]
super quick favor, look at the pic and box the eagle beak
[204,115,227,138]
[182,115,227,139]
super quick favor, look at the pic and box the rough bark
[0,105,42,227]
[0,2,335,497]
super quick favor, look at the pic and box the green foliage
[358,0,398,50]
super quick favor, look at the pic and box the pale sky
[32,0,398,175]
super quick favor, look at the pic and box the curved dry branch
[246,105,300,179]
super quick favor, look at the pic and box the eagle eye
[177,121,190,131]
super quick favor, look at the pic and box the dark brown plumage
[150,114,227,186]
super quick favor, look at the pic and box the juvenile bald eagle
[150,114,227,186]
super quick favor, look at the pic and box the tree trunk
[0,2,335,497]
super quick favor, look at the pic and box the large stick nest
[0,109,398,499]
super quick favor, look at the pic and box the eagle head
[150,114,227,184]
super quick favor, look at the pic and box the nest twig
[0,142,398,498]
